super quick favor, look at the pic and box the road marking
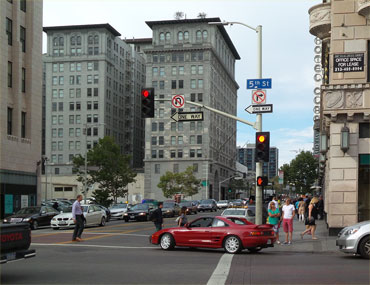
[34,231,150,237]
[31,243,156,249]
[206,253,234,285]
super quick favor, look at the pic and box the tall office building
[238,144,279,180]
[0,0,43,218]
[132,18,240,201]
[42,24,145,199]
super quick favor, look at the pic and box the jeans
[72,215,84,240]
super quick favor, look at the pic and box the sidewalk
[268,218,338,253]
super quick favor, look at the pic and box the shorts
[272,224,280,233]
[283,219,293,232]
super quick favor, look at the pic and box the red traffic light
[257,135,265,143]
[142,89,150,98]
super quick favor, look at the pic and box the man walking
[282,198,295,245]
[72,194,84,242]
[151,202,163,231]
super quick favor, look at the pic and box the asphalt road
[1,210,369,285]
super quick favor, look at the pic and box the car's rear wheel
[160,233,175,250]
[31,220,38,230]
[53,227,59,230]
[100,217,106,226]
[358,235,370,259]
[224,235,242,254]
[248,247,262,253]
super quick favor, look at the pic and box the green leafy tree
[73,136,136,203]
[289,151,318,194]
[91,189,113,208]
[157,166,201,198]
[280,163,292,187]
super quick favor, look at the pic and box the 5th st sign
[245,104,273,114]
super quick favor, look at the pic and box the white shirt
[268,199,279,210]
[282,204,295,219]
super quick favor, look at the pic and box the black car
[161,202,181,217]
[179,201,197,215]
[123,203,155,222]
[3,206,59,230]
[197,199,217,212]
[96,205,111,222]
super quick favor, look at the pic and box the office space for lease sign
[333,53,364,73]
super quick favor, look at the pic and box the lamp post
[209,20,264,224]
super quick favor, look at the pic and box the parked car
[197,199,217,212]
[1,223,36,264]
[161,202,181,217]
[217,200,229,209]
[3,206,60,230]
[228,199,246,208]
[336,220,370,259]
[123,203,155,222]
[150,216,275,254]
[221,207,256,223]
[96,205,111,222]
[109,203,129,220]
[179,201,198,215]
[42,200,71,213]
[51,204,106,229]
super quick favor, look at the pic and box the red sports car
[150,216,276,254]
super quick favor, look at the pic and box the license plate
[6,252,16,261]
[267,239,272,244]
[130,215,135,219]
[59,222,67,225]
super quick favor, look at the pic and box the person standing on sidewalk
[72,194,84,242]
[282,198,295,245]
[151,202,164,231]
[301,197,319,240]
[298,198,306,222]
[268,201,281,244]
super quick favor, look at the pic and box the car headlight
[3,219,8,223]
[23,218,31,222]
[139,212,146,216]
[124,213,128,216]
[344,227,360,235]
[166,210,171,213]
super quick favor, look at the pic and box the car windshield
[163,202,175,208]
[179,202,191,207]
[110,204,127,209]
[200,200,213,204]
[130,204,148,211]
[16,207,41,215]
[222,209,246,216]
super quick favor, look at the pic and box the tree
[91,189,113,208]
[157,166,201,198]
[289,151,318,194]
[174,11,184,20]
[73,136,137,203]
[197,12,207,18]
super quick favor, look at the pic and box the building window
[198,79,203,89]
[198,93,203,102]
[151,137,157,145]
[159,81,165,89]
[178,32,183,41]
[171,66,177,75]
[178,122,183,131]
[158,136,164,145]
[152,150,157,159]
[190,93,196,102]
[179,66,184,75]
[171,136,176,145]
[191,79,196,89]
[197,149,202,158]
[193,163,198,172]
[171,80,176,89]
[6,18,12,45]
[21,68,26,92]
[20,0,26,12]
[20,26,26,52]
[360,123,370,138]
[7,62,12,87]
[93,101,98,110]
[190,149,195,158]
[190,122,195,131]
[159,122,164,131]
[197,135,202,144]
[59,102,63,111]
[171,150,176,158]
[179,80,184,89]
[191,65,196,75]
[152,122,157,131]
[196,30,202,41]
[155,164,160,174]
[158,150,164,158]
[178,136,183,145]
[178,150,183,158]
[7,108,13,135]
[184,31,189,41]
[190,135,195,144]
[203,30,208,40]
[171,122,176,131]
[58,128,63,138]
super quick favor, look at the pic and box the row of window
[152,65,203,77]
[154,163,199,174]
[52,61,99,73]
[151,135,202,146]
[151,121,203,132]
[7,108,26,138]
[52,88,98,99]
[7,62,26,92]
[152,52,203,63]
[158,30,208,42]
[52,34,99,47]
[152,79,203,90]
[52,46,100,57]
[151,149,203,159]
[6,18,26,51]
[52,74,99,86]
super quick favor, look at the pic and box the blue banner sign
[247,78,272,89]
[5,194,13,214]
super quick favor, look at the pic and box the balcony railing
[309,3,331,39]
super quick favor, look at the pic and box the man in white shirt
[282,198,295,245]
[267,197,279,210]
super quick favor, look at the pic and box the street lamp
[219,175,243,201]
[209,20,264,224]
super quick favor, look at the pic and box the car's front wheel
[224,235,242,254]
[160,233,175,250]
[100,217,106,226]
[31,220,38,230]
[358,235,370,259]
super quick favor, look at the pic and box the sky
[43,0,321,167]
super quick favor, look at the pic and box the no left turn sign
[172,95,185,108]
[252,90,266,104]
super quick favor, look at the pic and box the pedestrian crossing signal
[256,176,268,187]
[141,88,155,118]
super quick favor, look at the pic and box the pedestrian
[294,199,300,220]
[72,194,84,242]
[282,198,295,245]
[298,198,306,222]
[300,197,319,240]
[267,196,279,210]
[52,201,59,211]
[268,201,281,245]
[178,206,188,227]
[317,195,324,220]
[151,202,164,231]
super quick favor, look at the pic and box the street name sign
[252,89,266,104]
[171,111,204,122]
[245,104,273,114]
[247,78,272,89]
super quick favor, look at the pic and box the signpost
[245,104,273,114]
[247,78,272,89]
[171,111,204,122]
[252,89,266,104]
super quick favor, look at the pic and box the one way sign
[245,104,273,114]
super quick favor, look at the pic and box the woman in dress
[301,197,319,240]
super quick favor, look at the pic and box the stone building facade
[309,0,370,234]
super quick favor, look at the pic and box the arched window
[159,33,165,42]
[184,31,189,41]
[94,35,99,44]
[53,37,58,46]
[70,36,76,45]
[88,35,93,45]
[202,30,208,40]
[165,32,171,41]
[178,32,183,41]
[196,30,202,40]
[59,37,64,46]
[76,36,81,45]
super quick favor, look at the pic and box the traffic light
[256,176,268,187]
[255,132,270,162]
[228,188,232,193]
[141,88,155,118]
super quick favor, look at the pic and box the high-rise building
[0,0,43,218]
[238,144,279,180]
[42,24,145,199]
[131,18,240,201]
[308,0,370,234]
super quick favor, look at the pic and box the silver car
[336,220,370,259]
